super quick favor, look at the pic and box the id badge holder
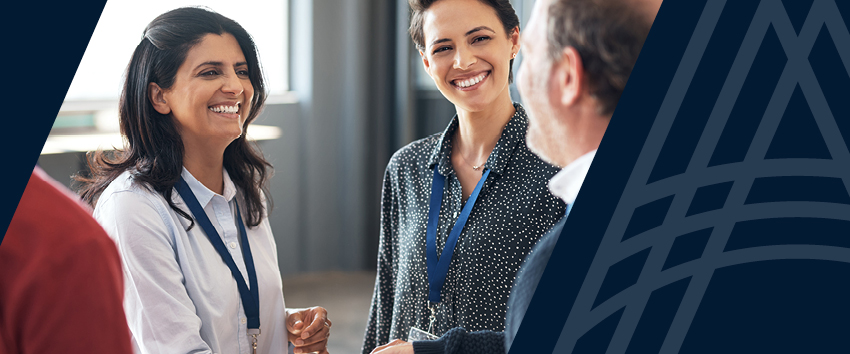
[408,302,440,341]
[408,326,439,341]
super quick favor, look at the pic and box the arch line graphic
[552,1,850,353]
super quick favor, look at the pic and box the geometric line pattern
[553,1,850,352]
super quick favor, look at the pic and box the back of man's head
[545,0,658,115]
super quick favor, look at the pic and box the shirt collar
[548,149,596,205]
[180,167,237,207]
[428,103,528,176]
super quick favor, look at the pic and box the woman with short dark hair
[362,0,566,353]
[78,7,331,354]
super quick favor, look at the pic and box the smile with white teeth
[454,72,488,88]
[209,103,240,114]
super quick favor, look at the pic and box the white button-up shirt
[548,149,597,205]
[95,168,288,354]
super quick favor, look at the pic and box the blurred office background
[39,0,536,351]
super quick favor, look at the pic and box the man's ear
[148,82,171,115]
[554,46,585,107]
[419,49,432,76]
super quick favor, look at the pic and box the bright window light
[65,0,288,101]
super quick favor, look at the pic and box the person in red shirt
[0,167,132,354]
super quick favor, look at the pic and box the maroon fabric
[0,167,132,354]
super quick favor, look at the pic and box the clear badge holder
[408,326,440,341]
[408,302,441,341]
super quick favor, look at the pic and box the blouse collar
[428,103,528,177]
[180,167,237,207]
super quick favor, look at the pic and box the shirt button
[229,242,237,249]
[453,211,458,218]
[241,318,247,324]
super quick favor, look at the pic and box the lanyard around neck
[176,177,260,331]
[426,167,491,304]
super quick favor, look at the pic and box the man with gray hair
[371,0,660,352]
[507,0,659,350]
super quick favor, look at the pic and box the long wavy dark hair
[76,7,271,228]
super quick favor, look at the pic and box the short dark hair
[77,7,271,228]
[547,0,653,115]
[409,0,520,82]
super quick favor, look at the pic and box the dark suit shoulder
[504,218,567,350]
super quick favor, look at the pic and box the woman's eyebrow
[429,26,497,48]
[465,26,496,36]
[193,61,223,71]
[193,61,249,71]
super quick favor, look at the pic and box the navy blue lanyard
[176,177,260,331]
[426,168,491,304]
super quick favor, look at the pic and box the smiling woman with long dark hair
[77,7,331,354]
[362,0,566,352]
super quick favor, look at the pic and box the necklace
[458,152,486,171]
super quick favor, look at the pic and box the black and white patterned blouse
[362,103,567,353]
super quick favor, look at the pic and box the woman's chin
[227,131,244,142]
[441,84,511,114]
[450,95,501,113]
[210,130,244,147]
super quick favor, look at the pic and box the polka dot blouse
[362,103,567,353]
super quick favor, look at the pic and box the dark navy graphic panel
[508,0,707,353]
[0,2,107,246]
[512,0,850,353]
[681,260,850,353]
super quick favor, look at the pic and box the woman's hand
[371,339,413,354]
[286,306,331,354]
